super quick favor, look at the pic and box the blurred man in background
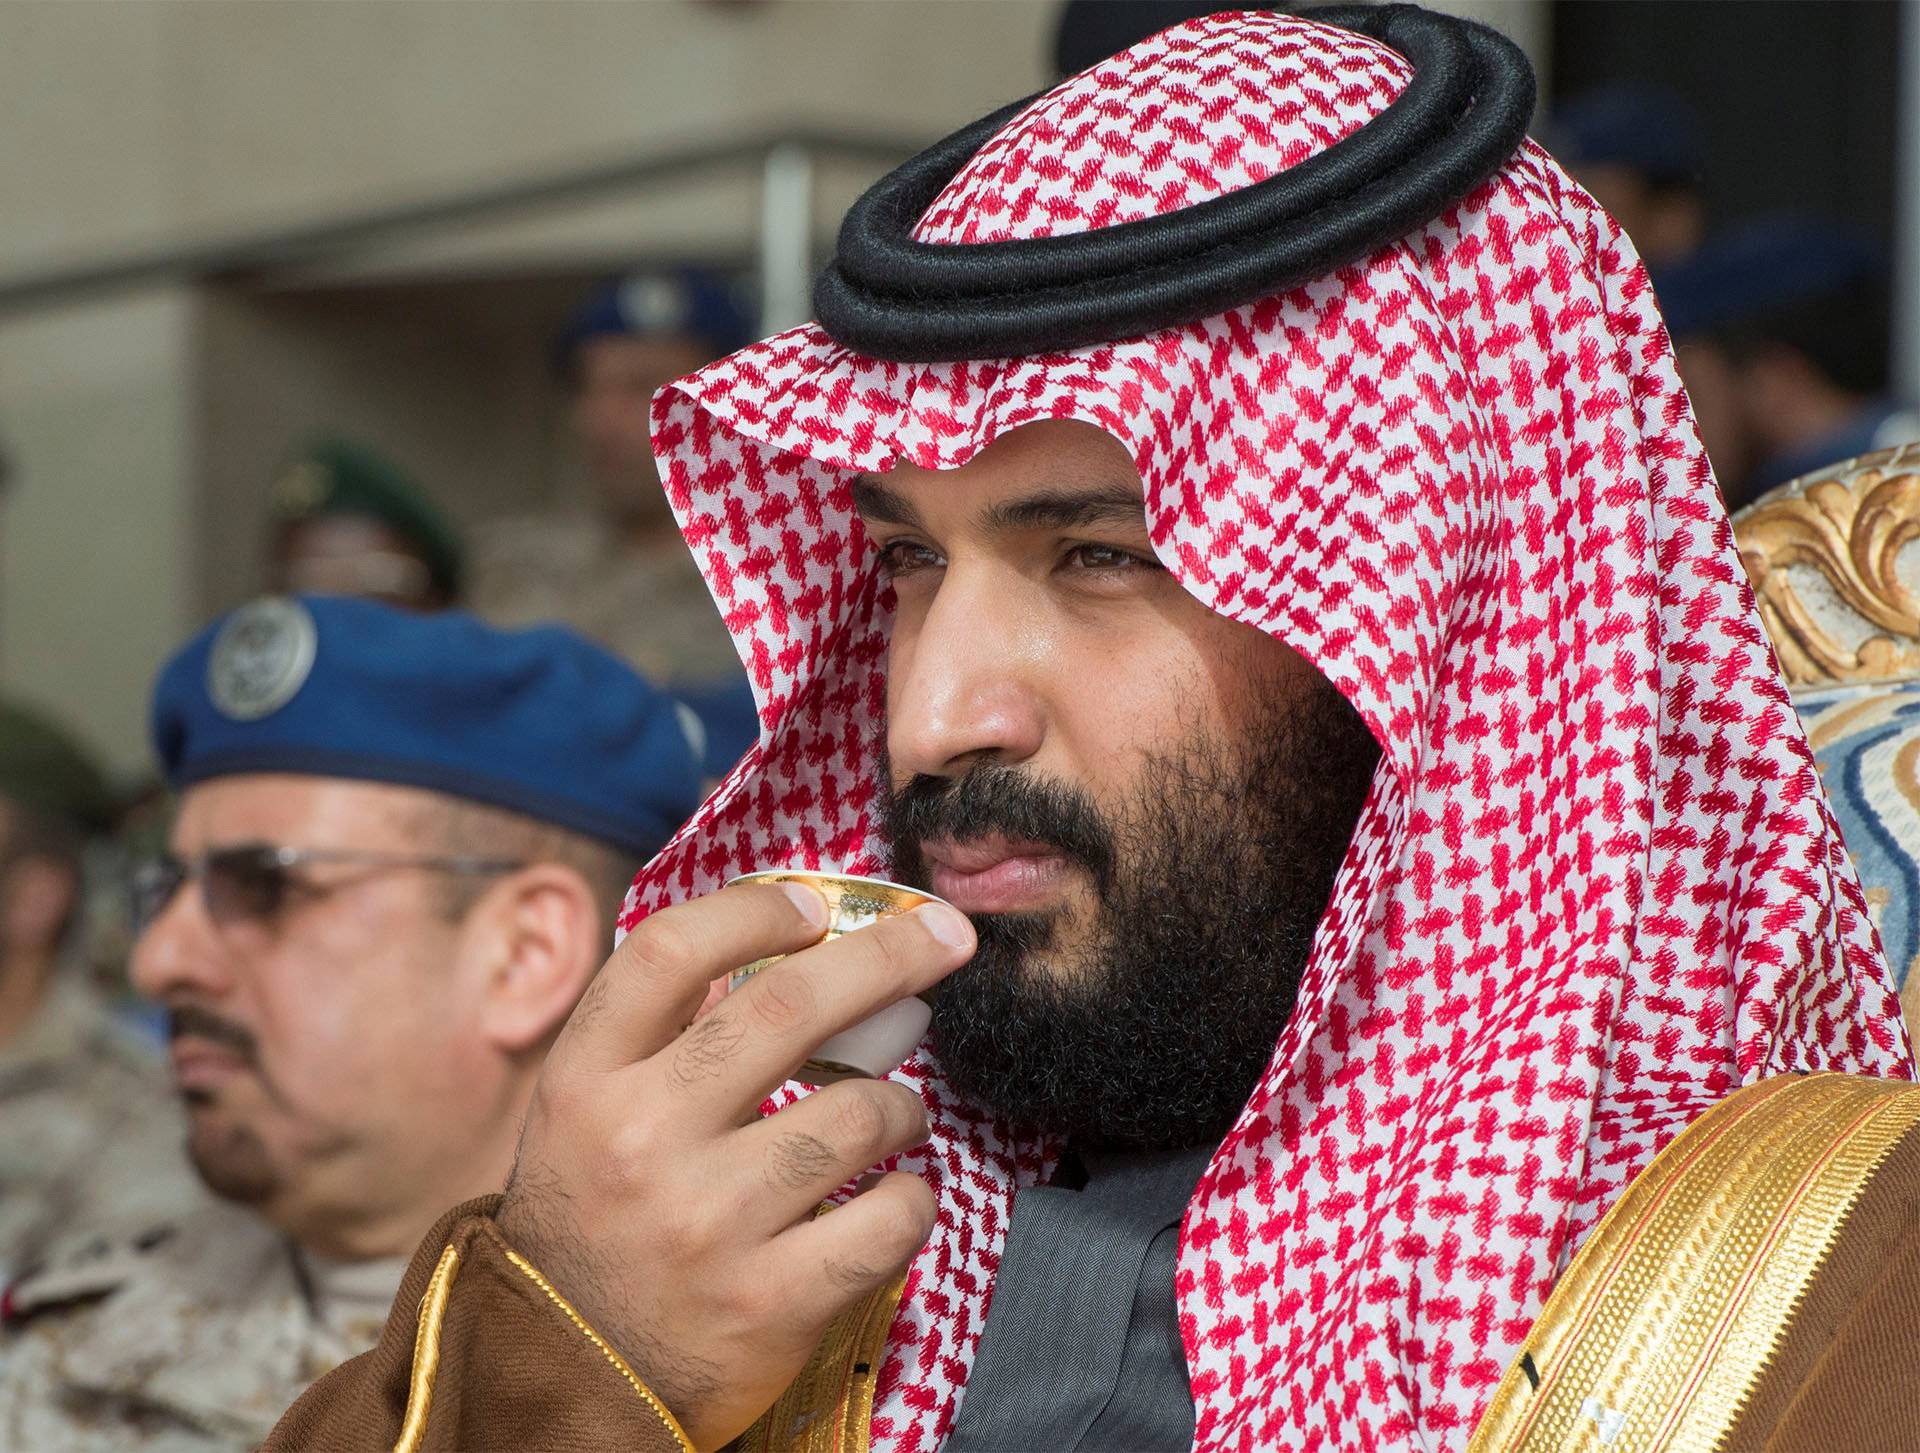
[0,700,202,1281]
[0,596,704,1450]
[269,437,465,611]
[472,269,759,775]
[1658,217,1920,508]
[1549,84,1706,272]
[472,268,751,698]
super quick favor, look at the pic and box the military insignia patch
[206,597,317,721]
[273,459,332,518]
[617,275,694,335]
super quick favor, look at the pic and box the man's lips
[169,1036,252,1093]
[920,836,1072,914]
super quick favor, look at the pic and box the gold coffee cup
[726,871,951,1084]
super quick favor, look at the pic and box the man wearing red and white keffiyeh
[264,9,1910,1453]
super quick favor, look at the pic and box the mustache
[884,763,1118,895]
[166,1005,258,1064]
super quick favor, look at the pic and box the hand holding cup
[495,877,974,1450]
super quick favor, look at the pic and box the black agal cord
[813,4,1535,362]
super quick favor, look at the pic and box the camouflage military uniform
[0,973,202,1282]
[469,515,743,686]
[0,1199,403,1450]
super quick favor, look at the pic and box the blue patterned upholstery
[1733,446,1920,1028]
[1798,681,1920,1021]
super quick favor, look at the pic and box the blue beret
[554,268,755,373]
[676,677,762,779]
[1655,216,1887,340]
[152,596,705,858]
[1548,84,1704,186]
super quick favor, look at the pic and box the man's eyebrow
[980,483,1146,533]
[848,475,1147,533]
[850,475,924,528]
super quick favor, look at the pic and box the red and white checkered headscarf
[624,11,1910,1449]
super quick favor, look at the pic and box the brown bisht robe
[267,1075,1920,1453]
[265,1197,693,1453]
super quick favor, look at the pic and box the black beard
[883,673,1379,1153]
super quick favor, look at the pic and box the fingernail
[917,902,974,950]
[780,881,830,930]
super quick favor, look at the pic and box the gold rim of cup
[724,870,956,1081]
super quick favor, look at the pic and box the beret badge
[207,596,318,722]
[272,459,333,519]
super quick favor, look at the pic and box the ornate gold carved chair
[1734,443,1920,1023]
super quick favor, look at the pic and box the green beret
[0,699,114,835]
[272,438,465,600]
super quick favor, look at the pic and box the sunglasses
[132,843,527,935]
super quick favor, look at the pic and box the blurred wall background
[10,0,1891,785]
[0,0,1064,770]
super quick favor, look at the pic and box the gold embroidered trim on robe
[391,1238,694,1452]
[393,1244,463,1453]
[502,1248,695,1451]
[1468,1073,1920,1453]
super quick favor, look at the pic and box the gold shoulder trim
[1468,1073,1920,1453]
[503,1248,695,1452]
[394,1243,462,1453]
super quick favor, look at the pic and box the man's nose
[886,562,1048,780]
[129,879,237,1004]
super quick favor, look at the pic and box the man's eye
[1063,543,1156,572]
[876,540,944,576]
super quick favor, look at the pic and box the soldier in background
[1547,84,1706,273]
[0,699,202,1283]
[0,597,704,1449]
[269,437,465,611]
[470,270,753,703]
[1658,217,1920,509]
